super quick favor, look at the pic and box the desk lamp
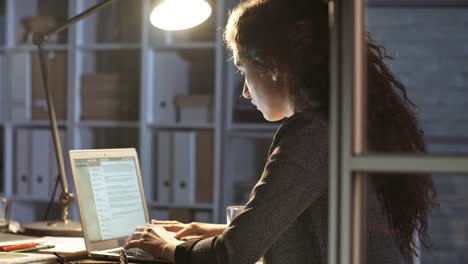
[21,0,212,236]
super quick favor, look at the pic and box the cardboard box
[175,95,213,123]
[80,73,129,120]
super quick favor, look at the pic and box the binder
[15,129,31,196]
[10,53,31,121]
[167,131,213,204]
[173,131,196,204]
[195,131,213,203]
[30,130,50,199]
[153,52,189,123]
[156,132,173,203]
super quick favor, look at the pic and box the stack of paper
[0,252,56,264]
[38,236,86,257]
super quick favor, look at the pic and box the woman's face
[237,59,293,122]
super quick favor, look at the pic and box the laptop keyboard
[108,247,153,258]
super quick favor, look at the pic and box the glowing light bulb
[150,0,212,31]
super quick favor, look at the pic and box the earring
[272,74,278,82]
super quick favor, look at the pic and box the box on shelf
[175,95,213,123]
[80,73,136,120]
[31,51,67,120]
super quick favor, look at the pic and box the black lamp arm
[31,0,114,222]
[33,0,114,46]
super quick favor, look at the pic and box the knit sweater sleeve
[175,113,328,264]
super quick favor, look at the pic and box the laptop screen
[74,157,147,242]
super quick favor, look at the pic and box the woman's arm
[180,116,329,264]
[153,220,227,240]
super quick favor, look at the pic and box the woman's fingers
[157,224,185,232]
[127,225,155,242]
[151,220,186,232]
[151,220,181,225]
[126,231,145,242]
[180,235,204,241]
[123,238,145,250]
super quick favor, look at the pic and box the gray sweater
[175,111,409,264]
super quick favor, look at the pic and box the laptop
[69,148,169,263]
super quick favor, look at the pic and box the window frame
[327,1,468,264]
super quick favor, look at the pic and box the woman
[125,0,437,263]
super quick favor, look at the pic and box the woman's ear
[272,74,278,82]
[270,68,279,82]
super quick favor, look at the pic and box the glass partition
[365,4,468,155]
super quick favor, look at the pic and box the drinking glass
[226,205,245,225]
[0,196,10,232]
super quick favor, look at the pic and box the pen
[11,244,55,253]
[0,242,37,252]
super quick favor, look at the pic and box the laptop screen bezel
[69,148,150,253]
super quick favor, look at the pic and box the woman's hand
[152,220,227,240]
[124,224,183,262]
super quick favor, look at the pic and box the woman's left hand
[124,224,184,262]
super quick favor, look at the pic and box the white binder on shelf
[173,131,196,204]
[153,52,189,123]
[30,130,51,199]
[15,129,31,196]
[156,131,173,203]
[10,53,31,121]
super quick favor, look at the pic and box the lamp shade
[150,0,212,31]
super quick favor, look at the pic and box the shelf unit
[0,0,227,224]
[0,0,281,225]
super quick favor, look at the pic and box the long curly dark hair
[224,0,438,256]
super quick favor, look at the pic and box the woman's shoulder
[275,111,328,143]
[268,110,328,165]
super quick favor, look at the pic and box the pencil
[11,244,55,253]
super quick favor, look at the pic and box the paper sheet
[0,252,56,264]
[38,236,86,256]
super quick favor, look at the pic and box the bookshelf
[0,0,278,225]
[0,0,218,224]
